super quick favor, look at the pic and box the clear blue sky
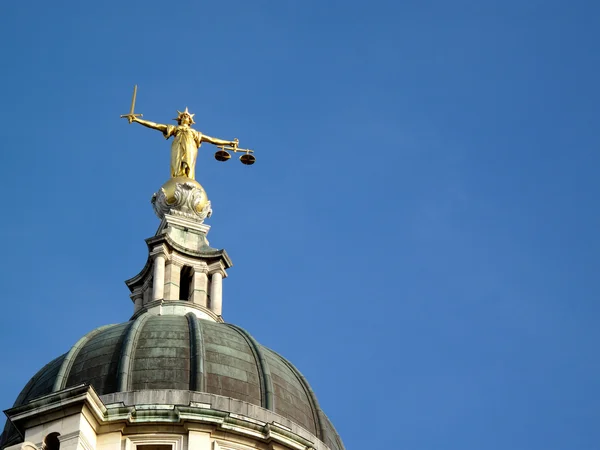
[1,1,599,449]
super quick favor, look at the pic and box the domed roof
[1,313,343,450]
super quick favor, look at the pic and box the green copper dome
[1,313,343,450]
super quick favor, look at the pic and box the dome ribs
[269,349,326,442]
[52,325,114,393]
[130,315,192,391]
[2,316,343,450]
[13,355,65,407]
[65,323,130,394]
[186,313,206,392]
[226,324,275,411]
[200,321,262,405]
[116,313,152,391]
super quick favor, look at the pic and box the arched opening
[206,276,212,309]
[42,433,60,450]
[179,266,193,301]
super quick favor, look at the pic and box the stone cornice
[170,255,209,273]
[208,262,227,278]
[129,300,224,323]
[4,385,107,437]
[149,244,170,260]
[100,390,325,450]
[145,234,232,267]
[126,235,232,293]
[4,387,332,450]
[156,214,211,235]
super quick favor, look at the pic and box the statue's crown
[173,107,195,124]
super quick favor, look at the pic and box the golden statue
[120,86,255,222]
[121,87,238,180]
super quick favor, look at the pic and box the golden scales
[215,139,256,165]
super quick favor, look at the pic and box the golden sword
[120,85,143,120]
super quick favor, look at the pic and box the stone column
[131,288,143,313]
[142,284,150,305]
[163,261,181,301]
[152,254,166,301]
[210,272,223,316]
[191,269,208,307]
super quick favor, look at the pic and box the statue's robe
[163,125,203,179]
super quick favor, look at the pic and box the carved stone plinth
[151,176,212,222]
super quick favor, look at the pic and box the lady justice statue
[121,86,243,222]
[121,88,238,180]
[131,108,237,180]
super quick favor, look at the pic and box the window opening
[179,266,193,300]
[137,446,172,450]
[42,433,60,450]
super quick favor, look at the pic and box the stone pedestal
[151,177,212,222]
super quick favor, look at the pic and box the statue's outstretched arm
[131,117,168,134]
[201,134,237,147]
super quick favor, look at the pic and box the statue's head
[173,107,196,126]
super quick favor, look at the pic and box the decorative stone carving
[151,177,213,222]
